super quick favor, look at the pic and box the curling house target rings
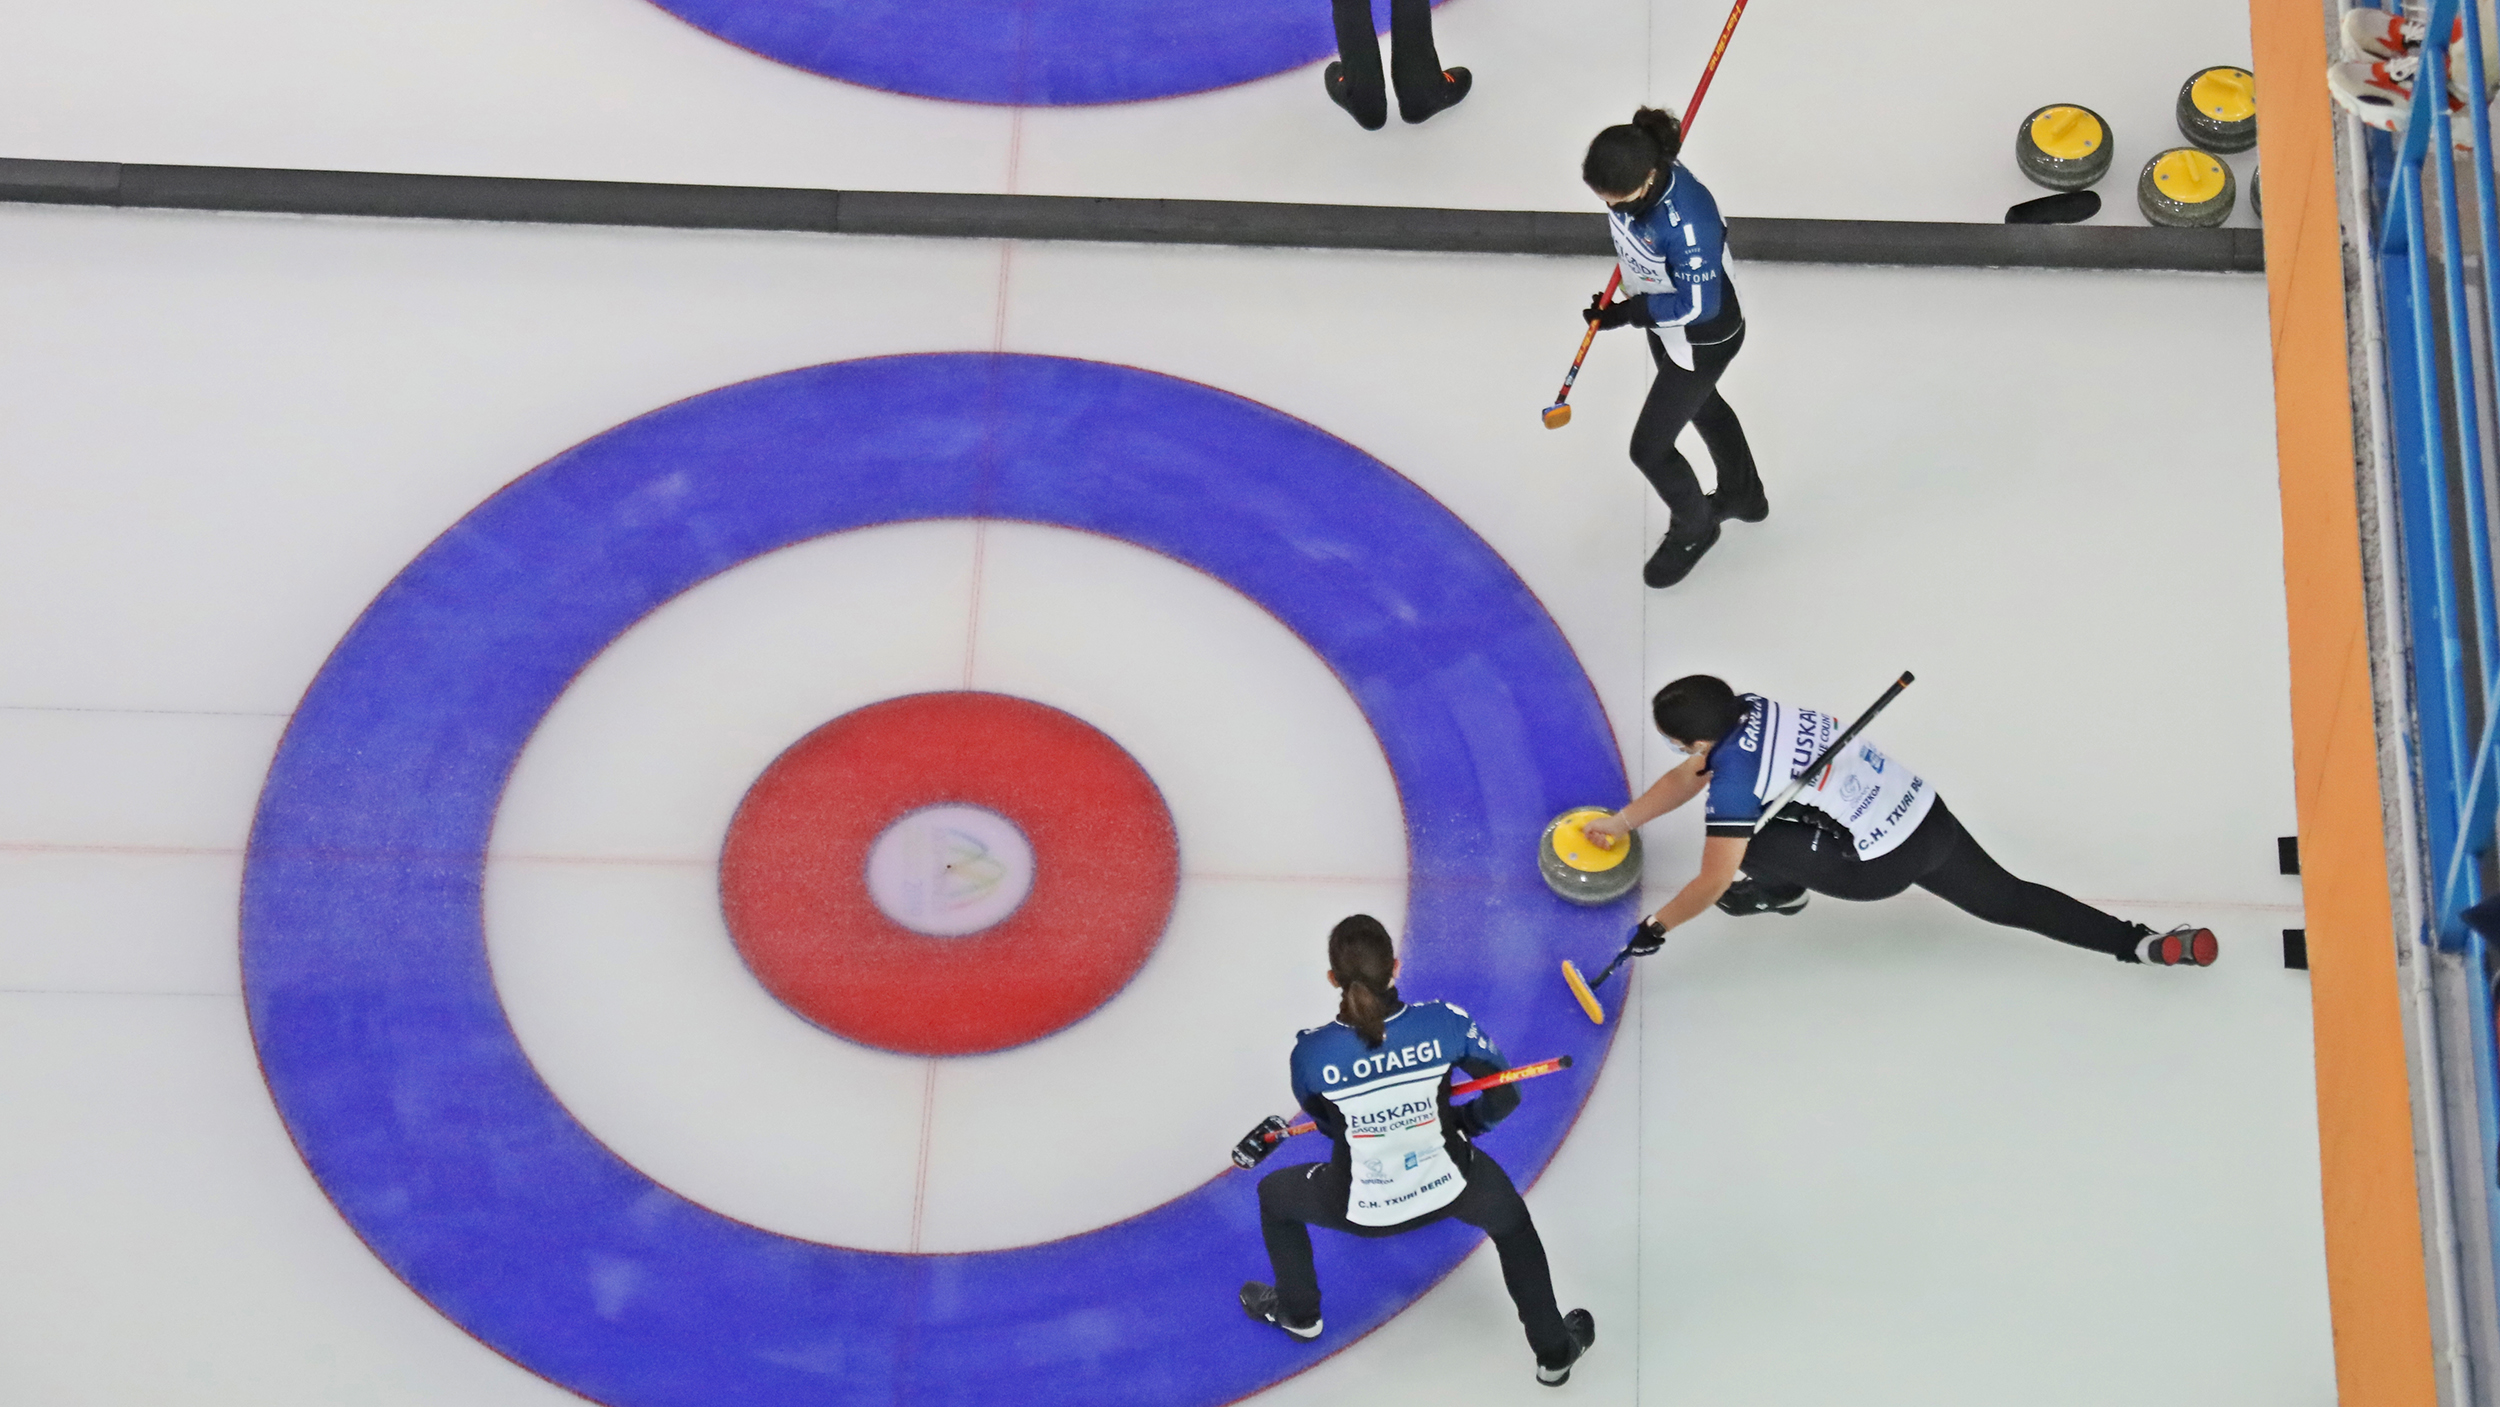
[637,0,1444,105]
[240,352,1631,1407]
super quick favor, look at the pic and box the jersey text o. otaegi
[1702,693,1936,860]
[1288,1000,1510,1227]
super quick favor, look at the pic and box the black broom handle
[1751,673,1915,834]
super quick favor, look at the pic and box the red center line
[961,110,1025,691]
[961,522,990,688]
[906,1060,940,1252]
[1183,871,1405,885]
[0,840,240,859]
[916,115,1030,1264]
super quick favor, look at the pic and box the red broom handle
[1277,1054,1575,1140]
[1681,0,1750,136]
[1547,269,1622,410]
[1549,0,1752,412]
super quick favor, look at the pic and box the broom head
[1561,959,1606,1025]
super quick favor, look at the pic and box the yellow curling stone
[2137,146,2236,228]
[2016,103,2114,191]
[1538,807,1643,905]
[2177,66,2257,153]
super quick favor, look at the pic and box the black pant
[1740,798,2140,959]
[1634,319,1759,543]
[1329,0,1449,127]
[1258,1148,1574,1362]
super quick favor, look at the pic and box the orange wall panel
[2248,0,2439,1401]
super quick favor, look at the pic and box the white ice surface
[0,0,2261,223]
[0,194,2324,1407]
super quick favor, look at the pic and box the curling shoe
[1716,876,1808,916]
[1401,67,1472,123]
[1324,62,1387,131]
[2329,55,2481,136]
[1643,519,1721,588]
[2128,924,2218,967]
[1536,1309,1597,1387]
[1240,1282,1322,1341]
[1710,482,1769,524]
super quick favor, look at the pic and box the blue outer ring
[240,353,1632,1407]
[641,0,1443,105]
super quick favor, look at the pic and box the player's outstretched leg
[1911,803,2218,965]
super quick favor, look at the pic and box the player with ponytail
[1239,915,1596,1386]
[1581,106,1765,590]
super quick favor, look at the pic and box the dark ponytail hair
[1328,914,1399,1048]
[1582,106,1683,198]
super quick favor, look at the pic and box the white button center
[863,805,1036,937]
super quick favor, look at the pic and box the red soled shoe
[2132,924,2219,967]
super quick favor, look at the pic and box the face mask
[1606,171,1660,213]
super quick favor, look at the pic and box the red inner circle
[719,692,1180,1056]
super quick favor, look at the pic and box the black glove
[1626,918,1669,956]
[1231,1114,1292,1170]
[1583,296,1656,331]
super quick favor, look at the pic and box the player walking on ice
[1581,109,1765,589]
[1582,676,2219,965]
[1239,915,1596,1385]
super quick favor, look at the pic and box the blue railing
[2366,0,2500,1280]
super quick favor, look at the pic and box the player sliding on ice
[1581,675,2218,966]
[1237,915,1596,1385]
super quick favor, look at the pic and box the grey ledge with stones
[0,157,2263,274]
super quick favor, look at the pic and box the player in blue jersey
[1580,107,1765,589]
[1322,0,1470,130]
[1240,915,1597,1385]
[1581,676,2219,966]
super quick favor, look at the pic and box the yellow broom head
[1541,404,1572,429]
[1561,959,1605,1025]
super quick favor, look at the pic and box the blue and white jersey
[1606,162,1730,332]
[1289,1000,1507,1227]
[1703,694,1936,860]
